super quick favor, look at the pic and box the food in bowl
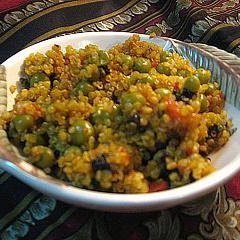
[0,35,232,193]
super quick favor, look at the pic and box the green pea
[111,106,123,124]
[75,80,94,95]
[196,68,211,84]
[33,146,54,169]
[205,83,215,94]
[98,50,109,66]
[153,150,166,162]
[137,74,155,85]
[155,88,171,98]
[121,92,146,113]
[121,92,146,106]
[36,134,47,146]
[199,94,209,112]
[12,114,34,132]
[177,69,190,77]
[133,58,151,73]
[183,76,200,93]
[88,52,99,64]
[145,160,160,179]
[157,63,171,76]
[120,54,134,68]
[160,51,171,62]
[64,146,82,155]
[30,73,49,87]
[80,64,100,82]
[69,120,94,146]
[91,107,110,124]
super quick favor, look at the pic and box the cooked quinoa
[0,35,233,193]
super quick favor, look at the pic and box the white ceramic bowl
[1,32,240,212]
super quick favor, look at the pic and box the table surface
[1,0,240,239]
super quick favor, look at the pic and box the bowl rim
[1,31,240,212]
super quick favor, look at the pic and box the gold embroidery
[172,9,203,38]
[200,23,232,43]
[200,187,240,239]
[24,0,151,47]
[35,207,76,240]
[209,0,240,12]
[0,0,105,45]
[0,172,10,184]
[226,38,240,52]
[124,0,171,32]
[0,191,39,231]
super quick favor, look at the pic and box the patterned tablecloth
[1,1,240,239]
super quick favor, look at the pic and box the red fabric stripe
[0,0,30,12]
[225,172,240,200]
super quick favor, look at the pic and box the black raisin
[92,155,110,171]
[173,89,182,101]
[101,65,110,75]
[91,179,100,188]
[112,94,120,104]
[49,73,56,89]
[20,77,30,89]
[155,141,168,150]
[208,124,220,138]
[128,114,140,126]
[181,88,195,99]
[199,151,208,157]
[139,126,146,132]
[127,114,146,133]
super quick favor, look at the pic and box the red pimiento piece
[151,60,159,68]
[165,98,182,121]
[186,147,193,156]
[149,180,169,192]
[165,98,195,127]
[173,82,180,92]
